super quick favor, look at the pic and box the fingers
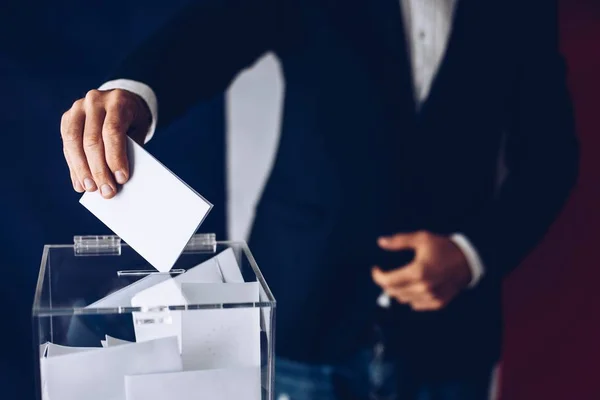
[378,231,429,251]
[408,283,453,311]
[386,282,431,303]
[372,264,419,289]
[71,174,84,192]
[83,99,117,199]
[410,298,445,312]
[372,261,450,312]
[374,267,428,303]
[61,89,136,199]
[65,150,84,193]
[62,100,96,192]
[61,115,83,193]
[372,232,466,312]
[104,93,133,184]
[382,281,449,311]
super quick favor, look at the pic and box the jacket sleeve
[108,0,281,130]
[461,0,579,280]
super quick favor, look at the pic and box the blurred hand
[372,231,472,311]
[60,89,152,198]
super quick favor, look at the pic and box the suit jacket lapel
[417,0,477,120]
[323,0,418,128]
[369,0,419,117]
[321,0,483,133]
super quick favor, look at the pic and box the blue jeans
[274,350,492,400]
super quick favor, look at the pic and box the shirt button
[419,31,426,39]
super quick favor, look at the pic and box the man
[60,0,578,398]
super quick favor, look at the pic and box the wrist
[449,233,485,288]
[98,79,158,143]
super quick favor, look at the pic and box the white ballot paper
[39,342,49,357]
[41,344,99,393]
[80,137,212,272]
[216,246,245,283]
[180,282,260,370]
[106,335,133,347]
[86,273,171,309]
[124,367,261,400]
[181,282,259,304]
[45,343,98,357]
[86,247,231,312]
[130,248,242,348]
[42,336,182,400]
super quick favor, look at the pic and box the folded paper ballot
[216,247,246,283]
[80,137,212,273]
[45,343,98,357]
[42,336,182,400]
[106,335,133,347]
[180,282,259,304]
[124,367,261,400]
[130,248,247,349]
[40,342,49,357]
[130,249,247,309]
[180,283,260,370]
[85,247,235,311]
[131,279,260,370]
[86,273,172,309]
[40,343,100,394]
[100,336,131,348]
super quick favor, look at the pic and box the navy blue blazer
[111,0,578,376]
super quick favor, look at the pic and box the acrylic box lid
[32,234,276,317]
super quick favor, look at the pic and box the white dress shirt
[99,0,485,287]
[401,0,457,105]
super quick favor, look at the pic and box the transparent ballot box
[32,234,276,400]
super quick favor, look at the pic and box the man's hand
[60,89,152,198]
[371,231,472,311]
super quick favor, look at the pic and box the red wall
[500,2,600,399]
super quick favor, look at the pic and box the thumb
[378,232,421,251]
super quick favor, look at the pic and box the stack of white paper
[130,248,247,349]
[42,250,263,400]
[41,336,182,400]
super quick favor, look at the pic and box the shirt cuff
[98,79,158,144]
[450,233,485,288]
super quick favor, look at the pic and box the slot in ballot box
[32,234,276,400]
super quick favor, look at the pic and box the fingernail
[115,171,127,184]
[84,178,96,191]
[73,180,83,192]
[100,184,114,197]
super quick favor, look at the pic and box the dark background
[0,1,598,399]
[0,2,226,399]
[500,1,600,399]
